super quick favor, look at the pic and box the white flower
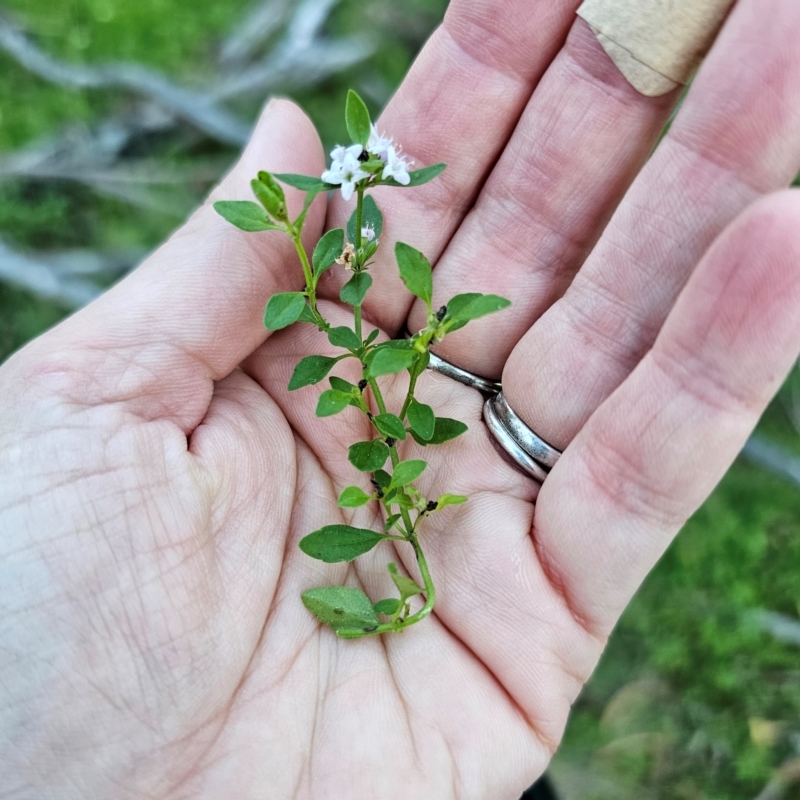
[361,224,376,242]
[322,144,369,201]
[367,124,393,161]
[381,145,411,185]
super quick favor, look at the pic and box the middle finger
[406,17,679,377]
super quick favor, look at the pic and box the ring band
[426,351,502,395]
[492,392,561,469]
[483,392,563,482]
[483,397,549,482]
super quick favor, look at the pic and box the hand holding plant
[2,3,799,795]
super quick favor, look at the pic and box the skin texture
[1,0,800,797]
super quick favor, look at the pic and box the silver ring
[483,397,549,482]
[492,392,561,468]
[427,351,502,395]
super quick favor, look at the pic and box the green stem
[345,184,436,637]
[354,185,364,257]
[353,186,365,342]
[368,376,389,416]
[366,375,415,535]
[290,226,328,329]
[408,531,436,621]
[350,530,436,637]
[399,357,425,421]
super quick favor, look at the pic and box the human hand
[2,0,800,797]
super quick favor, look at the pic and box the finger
[397,190,800,756]
[12,99,326,432]
[503,0,800,449]
[536,190,800,635]
[407,18,678,378]
[319,0,584,332]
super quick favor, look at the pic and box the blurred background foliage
[0,2,798,798]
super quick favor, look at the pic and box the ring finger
[407,15,679,377]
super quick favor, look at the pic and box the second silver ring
[426,351,502,395]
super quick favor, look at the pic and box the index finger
[319,0,583,333]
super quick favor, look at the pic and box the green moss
[555,457,800,798]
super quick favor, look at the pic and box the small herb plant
[215,91,510,638]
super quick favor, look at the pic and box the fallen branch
[211,39,374,101]
[0,241,139,308]
[754,758,800,800]
[219,0,294,68]
[0,16,251,146]
[751,610,800,648]
[741,435,800,488]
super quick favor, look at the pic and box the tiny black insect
[385,437,396,448]
[436,305,447,322]
[358,148,370,162]
[358,379,368,391]
[426,500,438,512]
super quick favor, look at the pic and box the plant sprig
[215,90,510,638]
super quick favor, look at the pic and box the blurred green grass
[0,3,798,798]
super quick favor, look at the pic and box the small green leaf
[288,355,338,391]
[429,418,468,444]
[273,173,329,192]
[327,326,362,351]
[345,89,371,147]
[297,304,320,325]
[301,586,379,633]
[394,492,415,509]
[410,418,468,446]
[408,399,435,441]
[257,170,287,199]
[373,413,407,441]
[299,525,385,563]
[367,347,418,378]
[446,293,511,324]
[316,389,352,417]
[383,163,447,188]
[295,185,323,228]
[384,514,401,532]
[374,598,401,616]
[390,459,427,488]
[436,494,468,509]
[407,163,447,186]
[313,228,345,277]
[251,175,286,220]
[347,195,384,242]
[388,562,424,599]
[340,272,373,306]
[348,440,390,472]
[364,329,380,346]
[214,201,279,232]
[329,376,357,393]
[264,292,306,330]
[387,338,417,350]
[395,242,433,307]
[373,469,391,489]
[338,486,372,508]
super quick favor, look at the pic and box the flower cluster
[321,124,412,201]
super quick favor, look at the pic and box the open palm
[3,1,800,798]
